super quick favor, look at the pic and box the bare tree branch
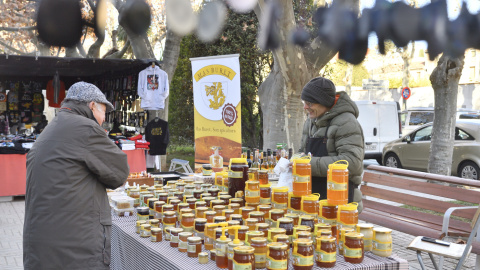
[105,39,130,59]
[0,39,26,54]
[77,42,87,57]
[0,26,36,31]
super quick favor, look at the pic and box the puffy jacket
[299,91,365,212]
[23,101,129,269]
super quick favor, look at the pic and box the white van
[355,101,402,164]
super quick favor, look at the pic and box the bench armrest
[442,206,478,237]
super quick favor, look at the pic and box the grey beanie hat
[301,77,336,107]
[66,82,114,112]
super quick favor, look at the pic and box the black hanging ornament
[119,0,151,36]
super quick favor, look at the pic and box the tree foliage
[169,10,270,148]
[328,60,369,87]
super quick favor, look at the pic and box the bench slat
[361,185,477,219]
[363,171,480,204]
[363,199,471,233]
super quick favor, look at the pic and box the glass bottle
[252,150,260,169]
[151,228,162,242]
[251,237,268,269]
[247,149,253,168]
[344,232,364,264]
[261,151,268,170]
[228,158,249,198]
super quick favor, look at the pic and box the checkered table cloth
[110,214,408,270]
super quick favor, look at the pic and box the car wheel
[375,157,383,165]
[458,161,479,180]
[384,153,402,168]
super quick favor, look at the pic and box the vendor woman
[298,77,365,212]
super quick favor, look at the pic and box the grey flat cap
[66,82,114,112]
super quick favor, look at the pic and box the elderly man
[23,82,129,269]
[298,77,365,212]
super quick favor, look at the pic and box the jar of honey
[193,189,204,200]
[170,228,184,248]
[296,231,312,241]
[249,167,259,181]
[260,184,272,205]
[292,239,314,270]
[203,164,213,176]
[195,206,209,219]
[229,203,241,215]
[249,211,265,224]
[301,194,319,219]
[292,157,312,196]
[285,213,300,226]
[136,220,147,234]
[277,218,294,242]
[372,228,392,257]
[148,198,159,216]
[163,211,177,234]
[230,197,245,207]
[179,232,194,252]
[268,209,285,228]
[181,213,195,232]
[293,226,311,241]
[154,201,165,220]
[267,228,287,243]
[258,205,272,217]
[319,200,338,239]
[267,243,289,270]
[289,193,302,214]
[149,219,160,229]
[157,192,169,204]
[130,188,141,207]
[171,199,181,214]
[205,223,219,250]
[315,236,336,268]
[165,227,173,241]
[215,174,224,192]
[208,187,221,198]
[178,202,190,213]
[187,236,202,257]
[339,227,355,255]
[206,211,217,223]
[199,252,209,264]
[246,218,259,231]
[151,228,163,242]
[228,241,245,270]
[214,205,227,216]
[220,195,233,205]
[136,207,149,221]
[180,208,194,218]
[240,206,255,221]
[246,231,264,246]
[238,225,249,241]
[344,232,364,264]
[314,223,332,238]
[256,223,270,238]
[337,202,358,231]
[214,216,227,223]
[186,198,197,210]
[273,235,290,247]
[327,160,349,206]
[194,218,207,243]
[272,187,289,213]
[141,224,151,238]
[204,197,216,209]
[230,214,244,225]
[201,183,212,192]
[246,202,260,210]
[167,196,177,204]
[299,215,315,233]
[357,223,374,252]
[174,191,185,203]
[184,185,195,196]
[258,170,269,185]
[195,200,207,208]
[223,209,235,221]
[245,180,261,204]
[317,229,332,237]
[250,237,268,269]
[162,203,174,214]
[228,158,249,198]
[194,181,203,190]
[233,246,255,270]
[143,194,154,207]
[216,238,232,269]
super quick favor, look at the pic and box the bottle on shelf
[261,151,268,170]
[252,149,260,169]
[247,149,253,168]
[288,148,293,160]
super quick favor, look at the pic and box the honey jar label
[137,214,149,220]
[364,238,373,248]
[293,175,310,183]
[344,247,362,258]
[315,250,336,263]
[272,202,287,209]
[179,240,188,249]
[292,254,314,266]
[255,253,267,263]
[266,257,288,269]
[163,223,175,232]
[373,241,392,251]
[134,198,140,206]
[217,243,227,256]
[260,198,271,204]
[245,190,260,197]
[150,235,157,242]
[327,181,347,191]
[181,225,194,232]
[171,235,179,243]
[229,171,243,178]
[188,244,197,253]
[233,261,253,270]
[228,250,234,259]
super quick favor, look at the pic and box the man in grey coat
[23,82,130,269]
[298,77,365,212]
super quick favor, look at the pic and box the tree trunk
[428,55,464,176]
[65,46,79,57]
[344,64,353,96]
[87,35,105,58]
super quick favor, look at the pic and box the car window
[455,128,475,140]
[413,126,433,141]
[409,111,434,126]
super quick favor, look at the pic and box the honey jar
[163,211,177,233]
[194,218,207,243]
[268,228,287,243]
[205,223,219,250]
[223,209,235,221]
[184,185,195,196]
[215,174,224,192]
[268,209,285,228]
[248,167,259,181]
[162,204,174,214]
[229,203,241,215]
[230,197,245,207]
[136,207,149,221]
[357,223,374,252]
[206,211,217,223]
[187,236,202,257]
[292,157,312,196]
[300,194,319,219]
[201,183,212,192]
[228,241,245,270]
[251,237,268,269]
[259,184,272,205]
[165,227,173,241]
[194,181,203,190]
[292,239,314,270]
[314,223,332,238]
[299,215,315,233]
[181,213,195,232]
[216,238,232,269]
[140,224,151,238]
[258,169,269,185]
[228,158,249,198]
[143,194,154,207]
[148,198,159,219]
[196,206,209,219]
[339,227,355,255]
[246,231,264,246]
[178,202,190,214]
[204,197,215,209]
[214,205,227,216]
[257,204,272,217]
[199,252,209,264]
[285,213,300,226]
[208,187,221,198]
[136,220,147,234]
[195,201,207,209]
[240,206,255,221]
[246,202,260,210]
[273,235,290,246]
[245,180,261,204]
[193,189,204,200]
[186,198,197,210]
[170,228,184,248]
[289,193,303,215]
[178,232,194,252]
[203,164,213,176]
[315,236,336,268]
[219,195,233,205]
[327,160,349,206]
[319,200,338,239]
[344,232,364,264]
[130,188,141,207]
[154,201,165,220]
[293,225,311,242]
[149,219,160,229]
[277,217,294,242]
[373,228,392,257]
[266,243,289,270]
[151,228,162,242]
[230,214,244,225]
[256,223,270,238]
[272,187,289,213]
[296,231,311,242]
[246,218,259,231]
[233,246,255,270]
[248,211,265,224]
[214,216,227,223]
[337,203,358,231]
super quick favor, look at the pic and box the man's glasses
[302,100,315,107]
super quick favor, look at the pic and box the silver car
[382,119,480,179]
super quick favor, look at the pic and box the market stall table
[111,214,409,270]
[0,154,27,196]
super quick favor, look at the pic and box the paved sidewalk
[0,197,477,270]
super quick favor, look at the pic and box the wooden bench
[360,165,480,254]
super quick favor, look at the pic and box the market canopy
[0,54,158,88]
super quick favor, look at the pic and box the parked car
[355,100,402,165]
[382,119,480,179]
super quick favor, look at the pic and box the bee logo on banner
[190,54,241,167]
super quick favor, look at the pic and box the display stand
[0,154,27,196]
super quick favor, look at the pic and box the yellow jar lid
[273,186,289,192]
[285,213,299,219]
[274,235,289,242]
[345,232,364,239]
[136,220,147,225]
[260,183,272,188]
[293,157,311,164]
[234,246,254,254]
[357,223,374,229]
[268,242,288,250]
[319,199,335,207]
[338,202,358,211]
[302,194,320,201]
[245,218,258,223]
[230,158,247,164]
[330,160,349,170]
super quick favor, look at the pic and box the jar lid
[141,224,151,229]
[203,196,215,200]
[319,199,335,207]
[330,160,348,170]
[194,218,208,223]
[136,220,147,225]
[300,215,314,220]
[228,220,240,225]
[251,237,267,243]
[194,181,203,185]
[149,219,160,224]
[294,225,311,232]
[179,232,194,237]
[147,187,155,190]
[163,204,174,208]
[214,216,227,221]
[230,198,243,203]
[188,236,202,242]
[240,206,255,211]
[239,225,249,231]
[294,238,313,246]
[213,205,226,209]
[268,242,288,250]
[230,214,243,219]
[340,227,355,233]
[179,203,189,207]
[182,213,195,218]
[154,201,165,205]
[285,213,299,218]
[256,223,269,228]
[186,198,197,202]
[260,184,272,188]
[357,223,374,229]
[338,202,358,211]
[196,201,207,205]
[130,188,140,192]
[185,184,195,189]
[174,192,184,195]
[270,209,285,214]
[223,209,234,214]
[233,246,255,254]
[302,194,319,201]
[218,192,230,196]
[136,206,149,212]
[273,186,289,192]
[246,231,263,236]
[297,231,311,237]
[199,252,208,258]
[216,238,232,244]
[151,228,162,233]
[170,199,181,204]
[269,228,287,233]
[170,228,184,233]
[318,235,336,242]
[246,180,260,185]
[205,211,216,215]
[202,164,212,168]
[210,250,217,255]
[219,195,232,199]
[250,211,264,217]
[258,205,272,210]
[144,194,154,198]
[230,158,247,164]
[163,211,176,216]
[373,228,392,233]
[228,241,245,247]
[345,232,364,239]
[140,191,150,194]
[201,183,212,187]
[277,217,293,223]
[245,218,258,223]
[193,190,204,194]
[176,182,186,186]
[274,235,289,242]
[196,207,209,211]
